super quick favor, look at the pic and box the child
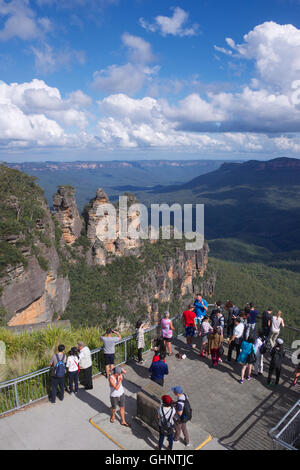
[66,347,80,394]
[200,316,213,357]
[152,350,166,363]
[136,320,145,364]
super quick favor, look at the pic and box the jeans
[246,323,256,341]
[68,371,79,393]
[227,340,241,361]
[159,430,174,450]
[51,376,65,403]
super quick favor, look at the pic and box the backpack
[160,407,174,436]
[178,394,192,423]
[54,354,66,378]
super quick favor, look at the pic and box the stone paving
[0,334,298,450]
[124,335,300,450]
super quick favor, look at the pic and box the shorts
[185,326,195,338]
[104,353,115,366]
[110,393,125,409]
[162,337,172,342]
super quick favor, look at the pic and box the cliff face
[131,244,215,326]
[0,166,70,326]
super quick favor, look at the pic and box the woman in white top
[136,320,145,364]
[109,366,130,427]
[66,347,80,394]
[269,311,285,348]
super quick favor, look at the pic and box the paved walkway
[0,336,298,450]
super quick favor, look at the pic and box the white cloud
[92,63,159,95]
[216,21,300,93]
[0,0,51,41]
[139,7,199,37]
[92,33,158,95]
[0,79,91,149]
[122,33,155,63]
[31,43,86,74]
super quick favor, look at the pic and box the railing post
[124,339,127,363]
[14,382,19,409]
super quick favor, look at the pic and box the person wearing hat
[267,338,285,386]
[172,386,190,447]
[157,395,176,450]
[109,366,130,427]
[77,341,93,390]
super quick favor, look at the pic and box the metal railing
[0,306,299,417]
[269,400,300,450]
[0,314,185,416]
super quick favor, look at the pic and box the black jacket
[270,345,285,368]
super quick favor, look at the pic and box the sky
[1,0,300,161]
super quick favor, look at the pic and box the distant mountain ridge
[5,159,228,212]
[171,157,300,190]
[140,157,300,253]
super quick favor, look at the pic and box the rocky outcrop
[84,189,143,265]
[53,186,82,245]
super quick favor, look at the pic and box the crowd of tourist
[48,295,299,450]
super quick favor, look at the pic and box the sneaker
[185,443,191,447]
[246,376,251,381]
[239,379,244,384]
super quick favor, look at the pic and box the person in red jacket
[182,305,197,348]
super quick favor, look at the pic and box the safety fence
[0,307,299,417]
[0,314,185,416]
[269,400,300,450]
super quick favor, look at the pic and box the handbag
[247,348,256,364]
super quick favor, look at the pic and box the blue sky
[1,0,300,161]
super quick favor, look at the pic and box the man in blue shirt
[194,294,208,336]
[149,353,169,386]
[246,303,259,341]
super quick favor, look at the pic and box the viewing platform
[0,334,299,450]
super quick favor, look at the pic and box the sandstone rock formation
[53,186,82,245]
[84,189,143,265]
